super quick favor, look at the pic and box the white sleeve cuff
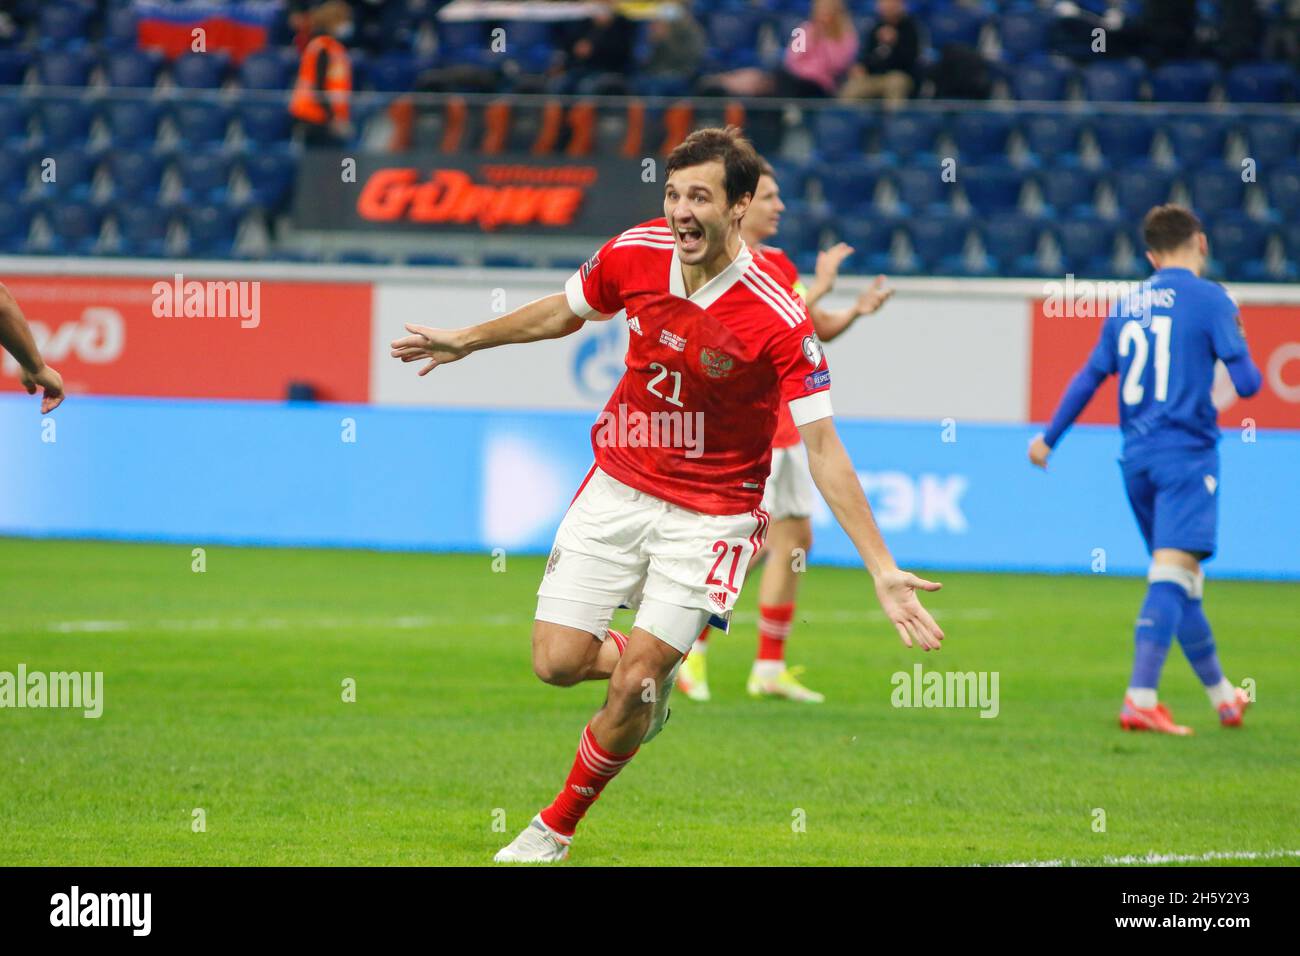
[788,390,833,427]
[565,271,597,319]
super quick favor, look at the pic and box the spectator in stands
[775,0,860,98]
[1265,0,1300,63]
[637,1,706,97]
[1216,0,1264,65]
[549,0,637,95]
[289,1,354,148]
[838,0,919,102]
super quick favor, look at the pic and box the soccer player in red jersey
[679,159,894,703]
[391,127,943,862]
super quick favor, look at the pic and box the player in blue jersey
[1028,205,1262,734]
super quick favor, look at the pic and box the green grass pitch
[1,538,1296,866]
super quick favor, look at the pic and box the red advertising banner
[0,276,371,402]
[1030,299,1300,430]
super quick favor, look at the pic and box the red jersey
[755,244,804,449]
[565,219,833,516]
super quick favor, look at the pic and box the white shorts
[761,443,815,521]
[536,466,769,653]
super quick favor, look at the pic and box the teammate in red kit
[679,159,894,703]
[390,127,943,862]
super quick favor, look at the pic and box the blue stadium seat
[39,3,93,48]
[1162,116,1228,167]
[501,20,554,49]
[175,153,233,204]
[38,97,96,149]
[238,50,295,90]
[768,159,811,203]
[1040,167,1100,217]
[170,51,231,90]
[1208,214,1270,280]
[0,99,30,145]
[1188,163,1248,220]
[105,151,166,203]
[817,163,883,214]
[37,49,95,86]
[0,197,36,253]
[979,212,1044,275]
[437,22,488,66]
[339,250,394,265]
[46,201,105,255]
[1278,221,1300,270]
[950,112,1015,162]
[892,166,957,214]
[114,204,171,257]
[102,99,163,147]
[706,11,765,56]
[961,166,1027,215]
[170,100,232,148]
[406,252,461,267]
[0,50,33,86]
[835,217,895,274]
[182,204,240,258]
[1092,117,1156,164]
[103,6,138,49]
[1055,217,1117,275]
[32,152,99,201]
[1266,161,1300,219]
[1019,113,1084,165]
[1009,60,1072,101]
[1110,165,1175,220]
[811,109,869,162]
[1081,60,1146,102]
[1225,63,1295,103]
[997,11,1050,62]
[482,253,533,268]
[1150,61,1219,103]
[0,149,30,199]
[772,201,826,255]
[906,215,972,274]
[927,7,989,48]
[366,52,419,92]
[1240,117,1299,170]
[103,49,162,88]
[877,112,942,160]
[238,99,293,145]
[242,147,297,213]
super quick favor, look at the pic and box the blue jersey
[1083,268,1249,460]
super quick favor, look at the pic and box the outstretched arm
[811,274,893,343]
[390,292,588,376]
[0,283,64,413]
[799,415,945,651]
[1029,364,1109,469]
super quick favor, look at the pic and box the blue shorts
[1121,448,1220,559]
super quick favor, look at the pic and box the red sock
[757,602,795,662]
[539,724,637,838]
[606,628,628,655]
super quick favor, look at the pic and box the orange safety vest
[289,34,352,125]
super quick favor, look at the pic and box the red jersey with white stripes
[564,218,832,516]
[755,244,804,450]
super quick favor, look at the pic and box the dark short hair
[1143,204,1203,253]
[758,158,776,179]
[665,126,762,207]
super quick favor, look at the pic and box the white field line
[3,607,994,636]
[987,849,1300,867]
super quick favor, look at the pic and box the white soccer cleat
[493,814,571,863]
[641,659,680,743]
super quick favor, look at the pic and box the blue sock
[1177,598,1223,687]
[1129,581,1187,690]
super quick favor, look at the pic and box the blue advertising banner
[1,395,1296,579]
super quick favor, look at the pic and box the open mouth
[676,224,704,254]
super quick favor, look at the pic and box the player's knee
[531,648,583,687]
[790,520,813,554]
[607,661,658,715]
